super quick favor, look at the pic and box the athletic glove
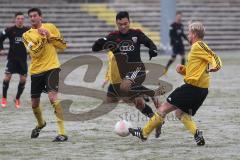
[92,37,108,52]
[149,50,158,60]
[96,37,108,49]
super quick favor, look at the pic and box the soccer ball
[114,120,132,137]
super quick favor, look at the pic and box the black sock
[141,104,154,118]
[166,59,174,70]
[3,80,9,98]
[16,82,26,99]
[181,58,185,65]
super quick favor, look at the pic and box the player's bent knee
[31,98,40,108]
[49,97,57,104]
[4,74,12,81]
[135,100,145,110]
[20,75,27,83]
[120,80,132,93]
[48,91,58,104]
[175,109,184,120]
[157,102,176,117]
[19,79,26,84]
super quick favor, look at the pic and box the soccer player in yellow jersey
[22,8,68,142]
[129,22,222,146]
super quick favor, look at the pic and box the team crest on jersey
[132,37,138,43]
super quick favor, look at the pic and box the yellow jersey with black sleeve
[22,23,67,75]
[105,51,121,84]
[181,41,222,88]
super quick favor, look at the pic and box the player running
[165,11,189,73]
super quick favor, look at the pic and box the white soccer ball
[114,120,132,137]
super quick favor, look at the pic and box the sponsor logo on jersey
[119,40,135,52]
[15,37,23,43]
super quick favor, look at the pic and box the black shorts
[107,83,122,98]
[166,83,208,116]
[31,68,60,98]
[5,60,28,76]
[172,44,185,55]
[107,66,148,99]
[125,66,146,86]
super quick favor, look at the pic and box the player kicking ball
[92,11,168,138]
[129,22,222,146]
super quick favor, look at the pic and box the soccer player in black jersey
[92,11,163,138]
[165,11,189,73]
[0,12,29,108]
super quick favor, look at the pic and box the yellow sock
[180,113,197,135]
[32,106,45,128]
[52,101,66,135]
[142,112,164,138]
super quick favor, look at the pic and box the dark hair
[176,11,182,15]
[15,12,23,18]
[28,8,42,16]
[116,11,129,20]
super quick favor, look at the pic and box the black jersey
[0,25,29,61]
[169,22,188,46]
[92,29,157,78]
[93,29,157,62]
[108,29,157,63]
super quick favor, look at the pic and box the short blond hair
[189,22,205,39]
